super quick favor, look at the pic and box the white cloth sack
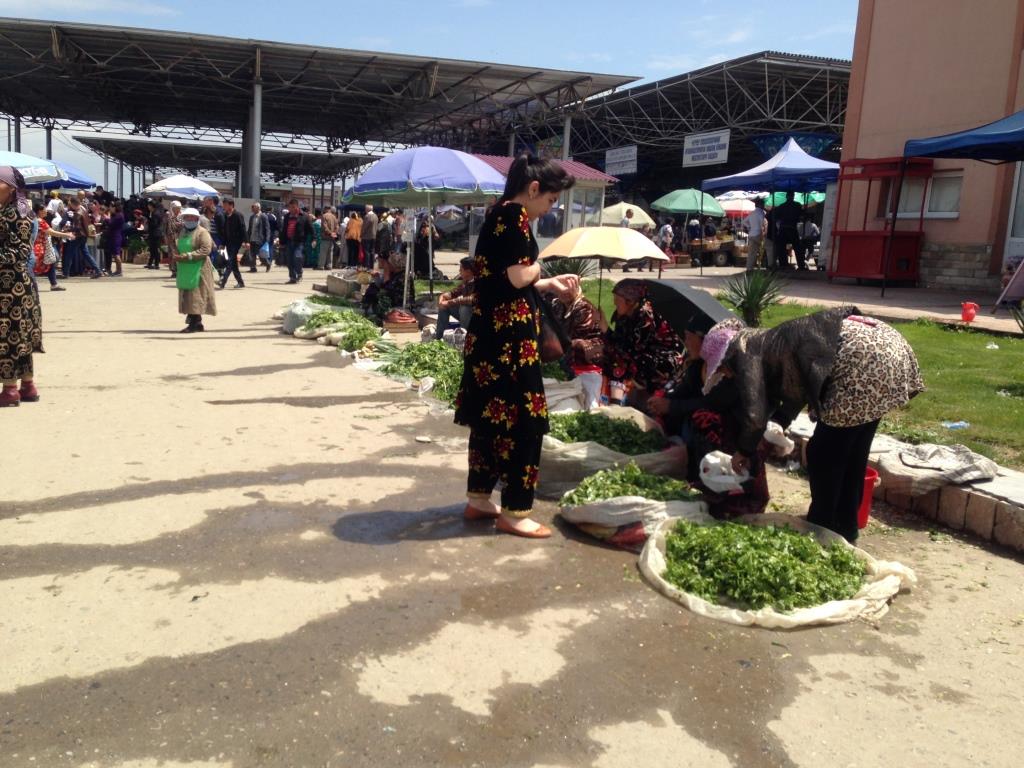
[544,377,585,413]
[538,406,684,499]
[560,496,708,534]
[639,513,916,629]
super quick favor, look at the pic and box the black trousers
[346,239,361,266]
[220,244,244,286]
[147,238,162,268]
[806,419,880,543]
[466,428,543,517]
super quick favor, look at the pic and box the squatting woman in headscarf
[706,306,924,542]
[0,166,44,407]
[174,208,217,333]
[599,278,685,409]
[454,154,577,539]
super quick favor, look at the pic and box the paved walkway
[1,266,1021,767]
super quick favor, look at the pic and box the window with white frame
[882,173,963,219]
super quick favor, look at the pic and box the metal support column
[103,158,109,190]
[247,48,263,200]
[117,161,123,197]
[13,116,21,152]
[130,166,135,196]
[508,131,516,156]
[45,125,52,159]
[561,115,572,161]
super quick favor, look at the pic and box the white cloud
[723,28,752,45]
[0,0,178,16]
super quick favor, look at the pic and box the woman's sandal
[463,503,500,520]
[496,516,552,539]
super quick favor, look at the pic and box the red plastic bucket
[858,467,880,529]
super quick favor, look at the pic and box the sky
[0,0,859,188]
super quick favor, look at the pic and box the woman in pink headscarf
[0,166,44,407]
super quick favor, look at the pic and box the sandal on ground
[496,516,552,539]
[463,503,500,520]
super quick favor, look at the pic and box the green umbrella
[650,189,725,217]
[764,191,826,207]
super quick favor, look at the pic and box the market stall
[827,157,932,284]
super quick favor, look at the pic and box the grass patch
[581,277,615,324]
[413,278,457,296]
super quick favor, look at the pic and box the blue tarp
[701,137,839,193]
[904,109,1024,161]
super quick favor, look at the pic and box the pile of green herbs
[306,294,355,308]
[560,461,701,506]
[302,309,381,352]
[378,340,464,406]
[663,520,866,612]
[302,309,354,330]
[549,411,666,455]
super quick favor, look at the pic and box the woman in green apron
[174,208,217,333]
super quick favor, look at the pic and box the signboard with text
[605,144,637,176]
[683,129,731,167]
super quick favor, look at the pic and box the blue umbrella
[0,150,66,185]
[37,159,96,190]
[345,146,505,206]
[345,146,506,298]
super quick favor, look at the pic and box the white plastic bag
[698,450,750,495]
[544,378,585,413]
[639,513,917,628]
[280,300,318,334]
[763,421,796,455]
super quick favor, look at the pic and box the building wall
[840,0,1024,287]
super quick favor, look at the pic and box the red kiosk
[829,157,934,283]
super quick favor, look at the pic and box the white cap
[181,207,201,218]
[170,200,182,209]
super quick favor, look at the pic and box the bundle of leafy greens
[302,309,354,330]
[307,294,355,308]
[549,411,666,455]
[663,520,866,612]
[560,461,702,506]
[377,340,465,406]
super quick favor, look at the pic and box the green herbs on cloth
[560,461,702,506]
[663,520,866,612]
[378,340,465,406]
[549,411,666,455]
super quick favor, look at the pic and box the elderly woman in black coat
[703,306,924,542]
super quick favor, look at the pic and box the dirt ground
[1,266,1021,768]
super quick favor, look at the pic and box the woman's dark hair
[500,153,575,203]
[32,201,45,215]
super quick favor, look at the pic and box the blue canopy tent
[904,109,1024,162]
[36,159,96,190]
[889,108,1024,301]
[701,138,839,193]
[699,138,838,272]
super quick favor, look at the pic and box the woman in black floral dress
[454,155,576,538]
[0,167,43,407]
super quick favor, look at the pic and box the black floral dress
[0,204,42,382]
[454,202,547,516]
[603,300,684,393]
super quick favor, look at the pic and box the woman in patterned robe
[0,166,43,407]
[454,155,576,538]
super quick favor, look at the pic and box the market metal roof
[73,135,379,182]
[0,18,637,150]
[473,154,617,184]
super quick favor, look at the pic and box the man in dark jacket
[246,202,271,272]
[279,198,313,284]
[146,199,167,270]
[218,197,247,289]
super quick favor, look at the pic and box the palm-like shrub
[540,256,599,279]
[721,271,786,327]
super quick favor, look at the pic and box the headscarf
[0,166,30,216]
[612,278,646,304]
[701,321,740,395]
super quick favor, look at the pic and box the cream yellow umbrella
[540,226,669,308]
[600,201,656,228]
